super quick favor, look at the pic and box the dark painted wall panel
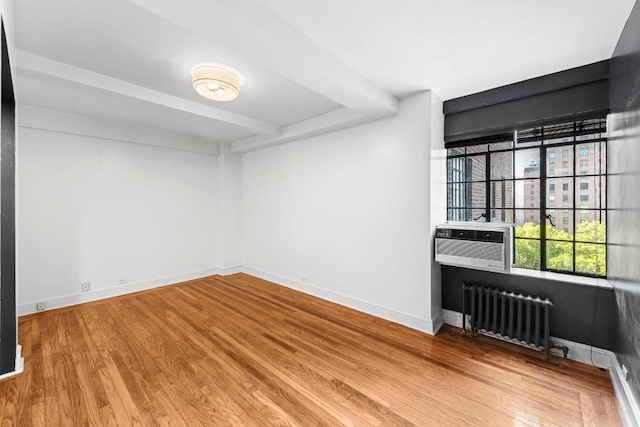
[0,20,16,376]
[609,0,640,409]
[441,266,615,349]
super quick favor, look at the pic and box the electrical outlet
[36,302,45,311]
[81,282,91,292]
[118,278,128,285]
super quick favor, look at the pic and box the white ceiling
[11,0,636,152]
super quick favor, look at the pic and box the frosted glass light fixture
[191,65,241,101]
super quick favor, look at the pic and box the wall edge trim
[611,354,640,427]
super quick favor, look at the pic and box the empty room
[1,0,639,425]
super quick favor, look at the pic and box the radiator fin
[462,284,555,357]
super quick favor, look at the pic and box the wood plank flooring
[0,273,621,426]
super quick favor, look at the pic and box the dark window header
[443,60,610,145]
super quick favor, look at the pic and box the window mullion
[485,152,491,221]
[540,143,547,271]
[572,130,577,273]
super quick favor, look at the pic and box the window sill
[510,267,612,289]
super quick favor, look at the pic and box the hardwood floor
[0,273,620,426]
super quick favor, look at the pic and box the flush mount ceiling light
[191,65,242,101]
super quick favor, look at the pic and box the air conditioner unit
[435,222,513,273]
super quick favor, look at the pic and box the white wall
[217,141,242,272]
[17,107,220,314]
[241,91,446,334]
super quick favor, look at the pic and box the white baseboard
[610,355,640,427]
[219,266,242,276]
[441,309,614,369]
[0,345,24,382]
[18,267,221,316]
[242,266,442,335]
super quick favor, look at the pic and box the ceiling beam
[15,50,281,137]
[125,0,398,116]
[231,107,391,153]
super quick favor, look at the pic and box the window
[446,118,607,277]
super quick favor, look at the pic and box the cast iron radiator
[462,283,568,359]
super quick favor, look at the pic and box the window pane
[447,147,465,156]
[575,118,606,141]
[490,209,514,223]
[469,208,487,221]
[468,155,487,182]
[546,241,573,272]
[490,151,513,180]
[515,238,540,270]
[575,243,606,276]
[546,222,572,241]
[447,157,466,183]
[514,212,540,235]
[600,142,607,174]
[447,183,467,208]
[448,208,466,222]
[560,147,574,175]
[467,182,485,208]
[575,212,606,243]
[576,142,602,175]
[490,140,514,151]
[516,127,542,147]
[546,178,573,210]
[490,180,513,208]
[515,179,540,210]
[575,177,604,209]
[543,122,575,144]
[466,144,488,154]
[515,148,540,178]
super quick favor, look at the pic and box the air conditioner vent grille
[436,239,503,262]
